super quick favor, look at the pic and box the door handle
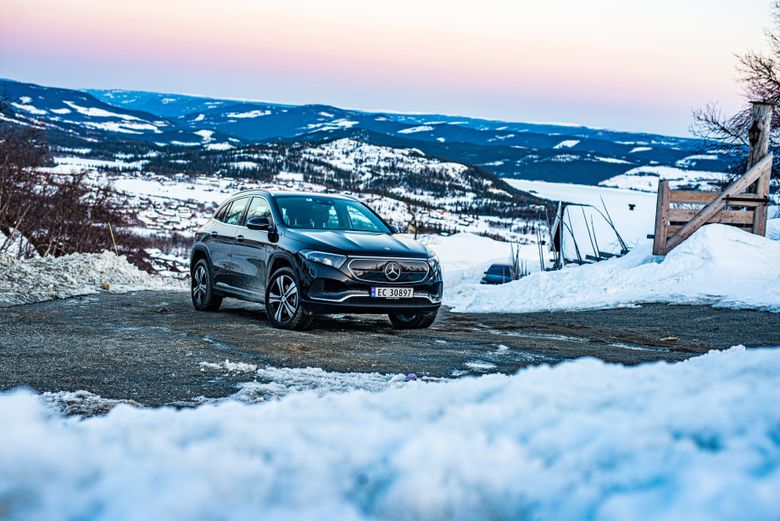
[236,235,245,242]
[211,231,219,237]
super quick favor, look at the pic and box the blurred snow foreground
[0,250,184,305]
[444,224,780,313]
[1,346,779,521]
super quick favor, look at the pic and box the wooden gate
[652,102,773,256]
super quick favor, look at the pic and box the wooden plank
[668,208,755,225]
[665,153,773,252]
[652,180,671,255]
[725,195,769,208]
[669,190,719,204]
[667,225,683,235]
[670,191,766,206]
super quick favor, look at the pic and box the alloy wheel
[192,265,208,307]
[268,274,299,323]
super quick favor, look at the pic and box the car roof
[488,263,513,268]
[225,189,358,201]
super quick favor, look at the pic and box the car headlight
[300,250,347,269]
[427,253,440,270]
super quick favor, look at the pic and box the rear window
[225,197,249,225]
[488,265,512,276]
[214,201,232,222]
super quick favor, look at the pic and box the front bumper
[298,256,443,314]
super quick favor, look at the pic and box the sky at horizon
[0,0,773,136]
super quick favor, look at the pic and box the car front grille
[347,257,430,284]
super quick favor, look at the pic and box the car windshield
[275,195,391,233]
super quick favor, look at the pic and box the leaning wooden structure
[652,102,773,255]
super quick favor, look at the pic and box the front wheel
[388,309,438,329]
[265,268,314,330]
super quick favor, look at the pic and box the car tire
[191,259,223,311]
[388,309,438,329]
[265,267,314,330]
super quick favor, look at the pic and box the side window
[214,201,232,223]
[225,197,249,225]
[245,197,272,224]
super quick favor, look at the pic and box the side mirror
[246,216,272,231]
[389,225,400,234]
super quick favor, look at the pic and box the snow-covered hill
[2,78,741,185]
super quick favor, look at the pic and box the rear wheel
[191,259,222,311]
[265,268,314,330]
[388,309,438,329]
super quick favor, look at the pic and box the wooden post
[748,101,773,236]
[652,180,670,255]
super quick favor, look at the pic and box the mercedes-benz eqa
[190,191,442,330]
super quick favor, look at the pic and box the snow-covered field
[503,178,657,247]
[1,346,778,521]
[446,224,780,313]
[599,165,728,192]
[0,251,184,306]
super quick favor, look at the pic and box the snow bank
[1,346,778,520]
[0,250,184,306]
[447,224,780,313]
[200,362,423,404]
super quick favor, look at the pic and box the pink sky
[0,0,771,135]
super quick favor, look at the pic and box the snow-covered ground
[1,346,778,521]
[446,224,780,313]
[0,251,184,306]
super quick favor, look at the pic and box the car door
[230,196,274,299]
[206,200,235,285]
[212,196,249,288]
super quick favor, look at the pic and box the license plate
[371,287,414,299]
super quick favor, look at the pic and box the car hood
[284,229,430,257]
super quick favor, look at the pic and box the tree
[0,100,139,258]
[692,1,780,178]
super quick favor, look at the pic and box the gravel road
[1,291,779,407]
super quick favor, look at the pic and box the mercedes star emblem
[384,261,402,281]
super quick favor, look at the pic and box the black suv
[190,191,442,330]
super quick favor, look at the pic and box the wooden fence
[652,102,773,255]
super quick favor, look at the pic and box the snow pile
[200,361,424,404]
[1,347,779,520]
[447,224,780,313]
[42,391,141,417]
[0,250,185,306]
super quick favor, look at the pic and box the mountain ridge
[1,78,741,185]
